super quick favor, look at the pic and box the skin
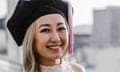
[34,14,69,66]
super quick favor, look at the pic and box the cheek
[60,32,69,46]
[60,32,69,56]
[35,34,50,52]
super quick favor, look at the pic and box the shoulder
[70,62,86,72]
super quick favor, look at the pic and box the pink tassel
[68,0,74,55]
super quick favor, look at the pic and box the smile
[46,45,62,51]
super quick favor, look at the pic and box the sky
[1,0,120,26]
[71,0,120,26]
[0,0,7,18]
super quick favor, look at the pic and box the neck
[40,58,61,66]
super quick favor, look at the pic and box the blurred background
[1,0,120,72]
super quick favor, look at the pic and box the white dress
[40,61,74,72]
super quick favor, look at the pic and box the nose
[50,31,61,43]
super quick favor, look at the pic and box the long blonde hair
[22,22,40,72]
[22,15,69,72]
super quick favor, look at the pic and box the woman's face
[34,14,69,60]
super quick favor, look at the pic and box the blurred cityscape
[0,0,120,72]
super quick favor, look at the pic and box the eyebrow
[39,24,50,28]
[39,22,64,28]
[57,22,64,26]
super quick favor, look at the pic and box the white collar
[40,60,73,72]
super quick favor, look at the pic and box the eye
[40,28,50,33]
[58,27,66,32]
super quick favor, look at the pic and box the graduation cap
[7,0,69,46]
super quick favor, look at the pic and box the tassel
[68,0,74,55]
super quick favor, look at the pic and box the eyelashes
[57,27,66,32]
[40,27,66,33]
[40,29,50,33]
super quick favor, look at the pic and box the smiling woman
[34,14,69,65]
[6,0,85,72]
[0,0,7,18]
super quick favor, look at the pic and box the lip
[46,45,62,51]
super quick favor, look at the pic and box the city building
[91,6,120,47]
[73,25,92,49]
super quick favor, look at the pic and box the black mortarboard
[7,0,68,46]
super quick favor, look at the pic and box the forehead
[35,14,66,27]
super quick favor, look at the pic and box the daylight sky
[71,0,120,26]
[0,0,7,18]
[1,0,120,26]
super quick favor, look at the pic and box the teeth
[47,46,61,49]
[50,46,60,49]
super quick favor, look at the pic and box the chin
[50,54,63,59]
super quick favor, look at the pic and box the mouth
[46,45,62,52]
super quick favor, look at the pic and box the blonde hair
[22,15,69,72]
[22,22,40,72]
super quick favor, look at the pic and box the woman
[7,0,86,72]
